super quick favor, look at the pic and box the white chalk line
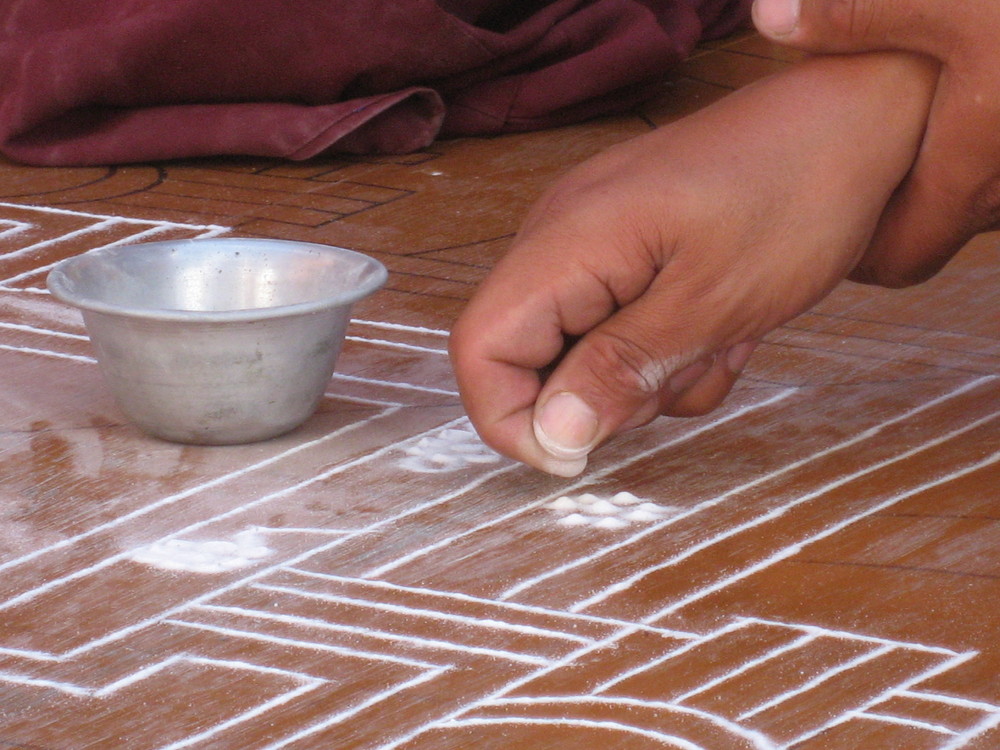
[590,613,953,699]
[248,526,357,537]
[281,568,699,641]
[0,321,88,341]
[511,376,992,605]
[191,602,551,666]
[735,617,961,657]
[641,444,1000,623]
[164,618,439,671]
[439,697,776,750]
[0,670,91,697]
[3,286,47,295]
[251,582,594,646]
[351,319,449,338]
[321,390,404,409]
[0,342,95,364]
[365,388,794,581]
[331,372,458,398]
[437,717,706,749]
[0,218,32,240]
[103,654,322,697]
[900,689,1000,713]
[0,200,226,225]
[344,335,447,356]
[257,668,449,750]
[857,711,957,735]
[938,712,1000,750]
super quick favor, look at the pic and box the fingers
[528,265,755,469]
[751,0,951,56]
[449,257,596,478]
[450,168,660,476]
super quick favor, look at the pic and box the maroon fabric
[0,0,751,166]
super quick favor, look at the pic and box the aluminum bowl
[47,237,387,444]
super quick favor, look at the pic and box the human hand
[752,0,1000,286]
[450,53,936,476]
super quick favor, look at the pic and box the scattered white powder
[130,529,271,574]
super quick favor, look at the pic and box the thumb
[529,273,743,468]
[751,0,946,57]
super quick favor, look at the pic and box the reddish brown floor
[1,32,998,749]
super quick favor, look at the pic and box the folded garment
[0,0,750,166]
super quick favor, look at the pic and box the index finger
[449,249,588,477]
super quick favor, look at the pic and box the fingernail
[668,358,713,394]
[752,0,800,37]
[534,392,600,460]
[725,341,756,375]
[540,456,588,478]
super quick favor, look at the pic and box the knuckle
[854,249,956,288]
[822,0,881,39]
[581,329,674,400]
[970,176,1000,231]
[855,263,926,288]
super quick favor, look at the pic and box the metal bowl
[47,237,387,444]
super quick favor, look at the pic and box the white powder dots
[399,422,502,473]
[557,513,591,527]
[546,492,677,530]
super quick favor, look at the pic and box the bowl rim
[46,237,388,323]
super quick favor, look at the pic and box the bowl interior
[48,238,386,318]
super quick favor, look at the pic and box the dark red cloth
[0,0,750,166]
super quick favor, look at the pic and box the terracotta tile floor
[1,31,999,749]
